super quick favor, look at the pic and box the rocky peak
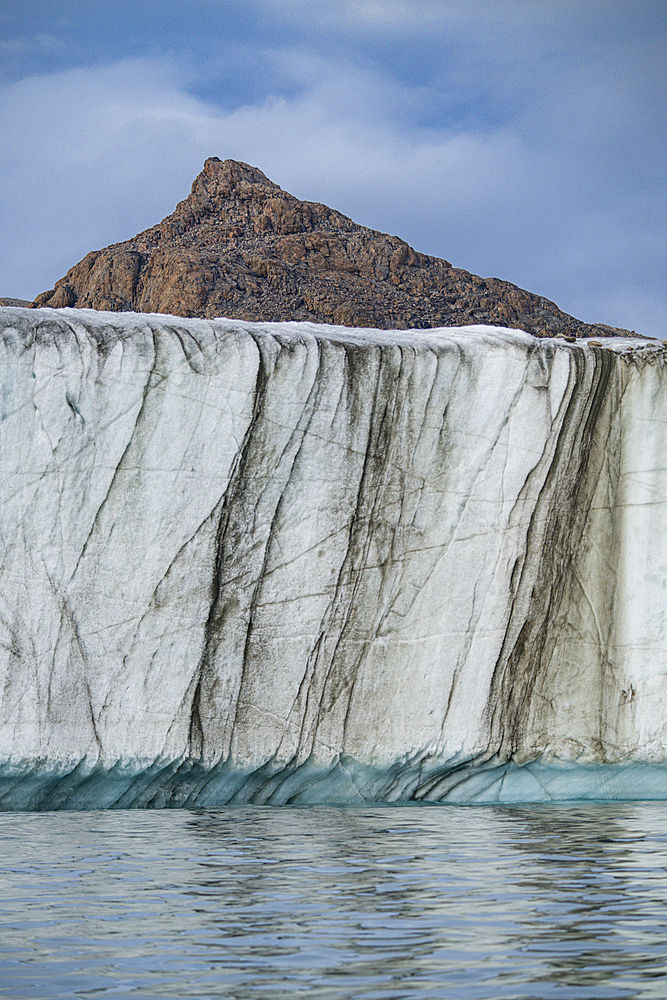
[151,158,350,245]
[206,155,275,183]
[184,157,284,222]
[32,158,634,338]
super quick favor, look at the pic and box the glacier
[1,306,667,809]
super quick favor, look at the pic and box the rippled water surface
[1,803,667,998]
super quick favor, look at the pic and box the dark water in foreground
[1,805,666,999]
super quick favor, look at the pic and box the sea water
[1,804,666,999]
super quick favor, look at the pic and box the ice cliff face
[1,307,666,808]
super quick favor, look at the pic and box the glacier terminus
[2,306,667,808]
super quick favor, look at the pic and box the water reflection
[497,805,667,997]
[0,804,666,998]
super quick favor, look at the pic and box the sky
[1,0,665,336]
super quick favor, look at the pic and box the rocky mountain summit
[33,157,631,338]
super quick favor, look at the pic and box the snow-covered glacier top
[1,307,666,808]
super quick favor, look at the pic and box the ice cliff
[1,307,667,808]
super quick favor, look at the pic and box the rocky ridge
[33,157,632,338]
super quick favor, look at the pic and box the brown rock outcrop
[33,157,633,338]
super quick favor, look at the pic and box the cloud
[0,4,664,337]
[0,33,64,57]
[261,0,449,34]
[0,60,210,293]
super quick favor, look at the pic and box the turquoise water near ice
[1,804,667,999]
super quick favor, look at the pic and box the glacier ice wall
[1,307,667,808]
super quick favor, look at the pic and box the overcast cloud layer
[1,0,665,336]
